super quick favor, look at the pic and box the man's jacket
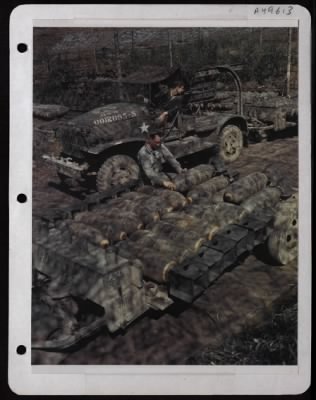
[137,143,182,186]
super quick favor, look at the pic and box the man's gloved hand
[162,180,176,191]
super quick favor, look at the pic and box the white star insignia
[140,122,150,134]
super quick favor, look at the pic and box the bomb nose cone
[100,239,110,248]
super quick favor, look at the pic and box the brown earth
[32,134,298,365]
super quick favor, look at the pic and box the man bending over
[137,127,185,190]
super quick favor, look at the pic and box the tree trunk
[131,29,134,60]
[168,30,173,68]
[198,28,202,64]
[114,31,123,100]
[259,29,263,50]
[94,47,99,76]
[286,28,292,98]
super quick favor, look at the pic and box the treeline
[34,27,298,98]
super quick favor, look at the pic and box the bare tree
[259,28,263,50]
[114,31,123,100]
[168,29,173,68]
[198,28,202,64]
[131,29,135,59]
[286,28,292,97]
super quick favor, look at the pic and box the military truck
[40,65,297,193]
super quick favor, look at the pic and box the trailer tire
[219,125,243,162]
[267,227,298,265]
[96,155,140,192]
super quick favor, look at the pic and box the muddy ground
[32,132,298,365]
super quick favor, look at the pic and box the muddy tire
[96,155,140,192]
[219,125,243,162]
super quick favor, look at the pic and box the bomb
[183,204,207,219]
[117,236,178,283]
[65,221,110,248]
[161,212,201,229]
[223,172,269,204]
[120,226,205,283]
[173,165,215,193]
[99,199,160,225]
[213,203,247,228]
[146,221,206,252]
[135,189,188,214]
[175,204,219,240]
[74,213,127,243]
[187,175,229,202]
[120,191,150,202]
[151,189,188,211]
[211,188,226,203]
[241,187,282,214]
[160,212,218,240]
[136,186,157,195]
[75,209,144,234]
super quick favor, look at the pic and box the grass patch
[187,301,297,365]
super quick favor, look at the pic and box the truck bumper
[42,154,89,180]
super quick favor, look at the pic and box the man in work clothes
[155,81,236,182]
[156,80,186,125]
[137,127,186,190]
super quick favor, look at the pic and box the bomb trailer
[32,166,298,351]
[41,65,298,193]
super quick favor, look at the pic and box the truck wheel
[219,125,243,162]
[96,155,140,192]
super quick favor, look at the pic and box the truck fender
[86,138,145,156]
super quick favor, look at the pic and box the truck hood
[60,103,151,156]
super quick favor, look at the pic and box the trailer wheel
[219,125,243,162]
[96,155,140,192]
[267,194,298,265]
[267,227,298,265]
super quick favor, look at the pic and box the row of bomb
[34,167,297,268]
[32,167,297,350]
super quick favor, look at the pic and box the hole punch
[16,345,26,355]
[17,43,28,53]
[17,43,28,52]
[17,193,27,203]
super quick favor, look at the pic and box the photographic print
[9,4,311,395]
[32,26,299,365]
